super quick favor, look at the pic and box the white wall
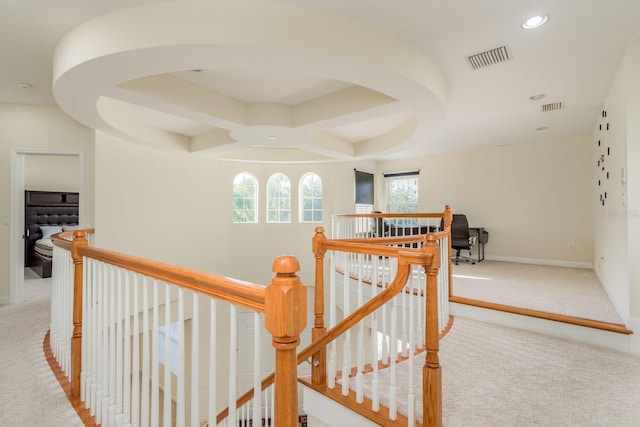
[592,49,630,322]
[377,133,594,266]
[94,131,374,287]
[0,104,94,301]
[625,41,640,320]
[594,40,640,338]
[24,154,80,192]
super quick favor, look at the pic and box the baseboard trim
[484,255,593,269]
[0,296,9,306]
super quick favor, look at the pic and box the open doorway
[9,149,84,304]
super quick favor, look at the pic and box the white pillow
[39,225,63,239]
[62,224,80,232]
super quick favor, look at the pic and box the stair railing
[307,226,445,426]
[221,230,444,426]
[51,230,307,427]
[216,209,451,426]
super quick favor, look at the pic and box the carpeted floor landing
[356,317,640,426]
[0,271,83,427]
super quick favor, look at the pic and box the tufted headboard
[24,190,79,267]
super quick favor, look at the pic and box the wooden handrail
[54,229,264,314]
[77,245,267,312]
[333,212,447,219]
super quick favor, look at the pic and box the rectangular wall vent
[542,101,564,112]
[466,45,511,70]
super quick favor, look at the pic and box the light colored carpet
[356,317,640,426]
[0,271,83,427]
[451,261,622,324]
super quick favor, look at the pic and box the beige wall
[592,48,630,321]
[94,131,374,287]
[0,104,94,302]
[594,40,640,330]
[377,133,594,265]
[628,41,640,321]
[24,154,80,192]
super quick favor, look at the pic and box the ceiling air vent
[542,101,564,112]
[466,45,511,70]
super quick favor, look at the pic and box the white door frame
[9,148,85,304]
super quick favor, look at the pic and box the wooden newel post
[423,238,443,427]
[70,230,88,399]
[443,205,453,298]
[265,256,307,427]
[311,227,327,386]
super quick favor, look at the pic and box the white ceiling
[3,0,640,162]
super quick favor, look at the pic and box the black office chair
[450,214,476,265]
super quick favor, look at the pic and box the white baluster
[151,280,159,427]
[381,256,389,366]
[109,265,118,427]
[342,251,351,396]
[116,269,124,426]
[95,262,104,423]
[252,312,262,426]
[408,269,416,425]
[163,283,172,427]
[371,255,380,412]
[177,288,185,427]
[122,271,131,426]
[131,274,141,427]
[208,299,217,427]
[80,254,88,403]
[416,265,425,350]
[389,284,398,421]
[328,251,336,389]
[140,276,150,427]
[356,254,364,403]
[100,263,110,424]
[228,305,238,427]
[190,292,200,427]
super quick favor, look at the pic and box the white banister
[328,251,337,389]
[252,312,262,426]
[151,279,159,427]
[162,282,172,427]
[227,305,238,427]
[140,276,150,427]
[190,292,199,427]
[208,299,217,427]
[123,271,132,426]
[131,273,141,427]
[341,251,351,397]
[116,269,124,426]
[177,288,186,427]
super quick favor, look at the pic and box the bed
[24,190,79,278]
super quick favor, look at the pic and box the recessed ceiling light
[529,94,546,101]
[522,14,549,30]
[268,136,278,140]
[536,126,549,131]
[17,82,32,89]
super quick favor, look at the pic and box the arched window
[266,173,291,223]
[233,172,258,223]
[299,173,323,223]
